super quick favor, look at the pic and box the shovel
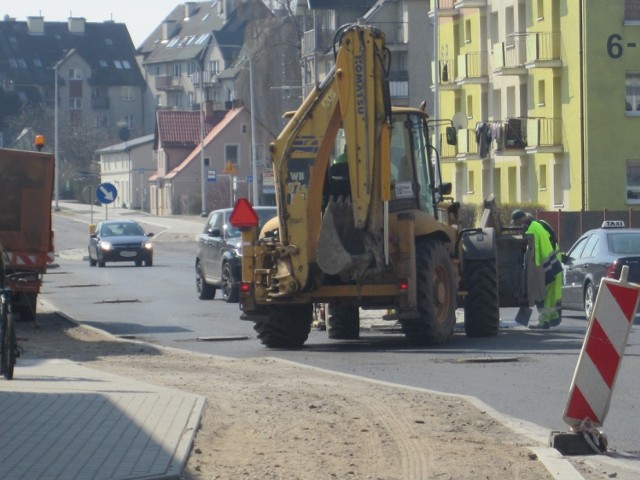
[514,306,533,326]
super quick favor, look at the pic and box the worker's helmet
[511,209,526,222]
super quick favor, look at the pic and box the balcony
[438,132,458,159]
[301,28,335,56]
[525,117,563,153]
[525,32,562,68]
[456,51,488,84]
[491,38,527,76]
[190,71,221,86]
[493,118,527,155]
[367,22,408,46]
[428,0,457,17]
[454,0,487,7]
[388,70,408,99]
[155,75,184,91]
[91,96,110,109]
[456,128,479,160]
[431,59,459,91]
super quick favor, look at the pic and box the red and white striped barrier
[563,266,640,429]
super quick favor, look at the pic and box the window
[173,63,182,77]
[625,73,640,113]
[467,170,475,194]
[466,95,473,119]
[69,67,82,79]
[225,144,239,165]
[539,164,547,190]
[187,91,194,106]
[537,0,544,20]
[537,80,546,107]
[626,161,640,203]
[122,60,131,69]
[69,97,82,109]
[121,86,134,101]
[99,60,108,67]
[625,0,640,21]
[114,60,123,69]
[124,115,134,128]
[464,19,472,44]
[95,116,108,128]
[105,38,113,45]
[209,60,219,74]
[188,62,195,75]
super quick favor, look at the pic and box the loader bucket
[316,197,371,276]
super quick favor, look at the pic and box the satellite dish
[451,112,468,130]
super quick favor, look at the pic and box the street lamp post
[54,61,60,211]
[198,62,207,216]
[248,57,259,206]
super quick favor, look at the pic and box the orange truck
[0,143,55,320]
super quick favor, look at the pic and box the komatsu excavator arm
[268,24,392,295]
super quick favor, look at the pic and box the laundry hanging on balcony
[475,122,492,159]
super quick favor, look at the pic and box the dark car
[88,220,154,267]
[196,206,276,302]
[562,220,640,318]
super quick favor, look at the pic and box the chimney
[68,17,86,34]
[27,16,45,35]
[162,20,176,41]
[204,100,214,121]
[184,2,197,19]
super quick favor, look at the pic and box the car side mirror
[445,126,457,145]
[438,182,452,196]
[207,228,222,237]
[146,232,154,237]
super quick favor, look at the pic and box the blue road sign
[208,170,217,182]
[246,175,253,183]
[96,182,118,204]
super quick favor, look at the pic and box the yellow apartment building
[429,0,640,212]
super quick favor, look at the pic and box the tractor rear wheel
[463,259,500,337]
[255,304,313,349]
[327,304,360,339]
[401,239,456,344]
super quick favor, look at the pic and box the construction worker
[512,210,563,329]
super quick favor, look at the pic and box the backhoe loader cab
[232,24,503,348]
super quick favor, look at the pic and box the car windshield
[225,209,276,238]
[608,232,640,254]
[101,223,144,237]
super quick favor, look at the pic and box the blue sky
[3,1,181,47]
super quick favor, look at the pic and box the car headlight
[99,241,113,251]
[143,241,153,250]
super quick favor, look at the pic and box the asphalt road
[43,205,640,455]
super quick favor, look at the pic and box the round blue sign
[96,182,118,205]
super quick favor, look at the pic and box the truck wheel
[221,263,239,303]
[16,293,37,322]
[255,304,313,348]
[463,259,499,337]
[327,304,359,339]
[401,238,456,344]
[196,261,216,300]
[1,308,16,380]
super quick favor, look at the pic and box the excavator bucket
[316,196,371,277]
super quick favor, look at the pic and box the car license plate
[120,251,137,258]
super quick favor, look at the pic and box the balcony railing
[491,38,527,74]
[439,133,458,158]
[190,71,221,86]
[155,75,184,91]
[301,28,335,56]
[526,117,563,152]
[525,32,562,67]
[367,22,408,45]
[456,51,488,82]
[457,128,479,156]
[432,59,458,88]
